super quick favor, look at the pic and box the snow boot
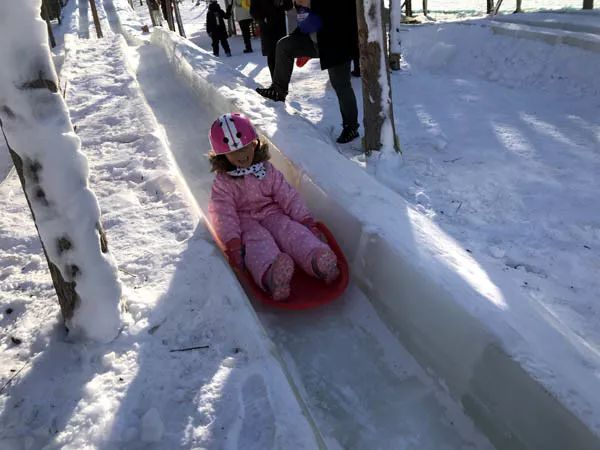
[336,125,359,144]
[311,248,339,284]
[264,253,294,301]
[256,86,286,102]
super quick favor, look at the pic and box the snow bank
[401,19,600,96]
[149,27,600,449]
[0,0,122,342]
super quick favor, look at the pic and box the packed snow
[1,0,600,448]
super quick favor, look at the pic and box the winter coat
[234,0,252,22]
[206,2,232,37]
[250,0,293,56]
[208,161,311,245]
[311,0,359,70]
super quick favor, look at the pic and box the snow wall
[110,6,600,450]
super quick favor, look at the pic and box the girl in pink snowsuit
[207,113,339,301]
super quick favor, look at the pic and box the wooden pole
[583,0,593,9]
[165,0,176,31]
[515,0,522,12]
[356,0,401,153]
[42,0,57,48]
[405,0,412,16]
[173,0,186,37]
[88,0,103,38]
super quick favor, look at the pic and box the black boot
[256,86,286,102]
[336,125,359,144]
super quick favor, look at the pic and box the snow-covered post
[356,0,401,153]
[0,0,123,342]
[389,0,402,71]
[583,0,593,9]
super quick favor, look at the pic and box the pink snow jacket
[208,162,312,244]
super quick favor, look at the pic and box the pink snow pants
[241,213,329,288]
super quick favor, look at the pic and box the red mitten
[301,218,326,242]
[225,238,244,269]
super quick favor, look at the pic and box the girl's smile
[225,139,258,169]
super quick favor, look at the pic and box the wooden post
[173,0,186,37]
[88,0,103,38]
[583,0,593,9]
[165,0,176,31]
[515,0,522,12]
[356,0,401,153]
[389,0,402,71]
[42,0,57,47]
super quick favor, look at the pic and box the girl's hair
[208,138,271,173]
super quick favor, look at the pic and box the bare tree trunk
[515,0,522,13]
[0,128,80,322]
[487,0,494,13]
[389,0,402,71]
[356,0,401,154]
[173,0,186,37]
[165,0,176,31]
[405,0,413,16]
[583,0,594,9]
[423,0,428,16]
[89,0,103,38]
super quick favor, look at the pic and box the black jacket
[311,0,359,70]
[250,0,293,56]
[206,2,232,36]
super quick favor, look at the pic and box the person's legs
[220,34,231,56]
[239,19,253,52]
[241,220,282,288]
[271,33,317,95]
[261,214,335,279]
[211,34,220,55]
[328,61,360,143]
[328,61,358,129]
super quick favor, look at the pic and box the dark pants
[239,19,253,50]
[211,32,230,56]
[273,33,358,129]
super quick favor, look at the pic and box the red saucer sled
[210,222,349,310]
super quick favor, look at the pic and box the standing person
[256,0,360,144]
[234,0,254,53]
[206,0,233,57]
[208,113,340,301]
[250,0,293,82]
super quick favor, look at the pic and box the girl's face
[225,139,257,169]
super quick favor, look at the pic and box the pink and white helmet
[209,113,258,155]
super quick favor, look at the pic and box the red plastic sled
[295,57,311,68]
[210,222,349,310]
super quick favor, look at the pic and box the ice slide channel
[124,36,493,450]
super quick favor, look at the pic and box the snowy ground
[1,0,600,448]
